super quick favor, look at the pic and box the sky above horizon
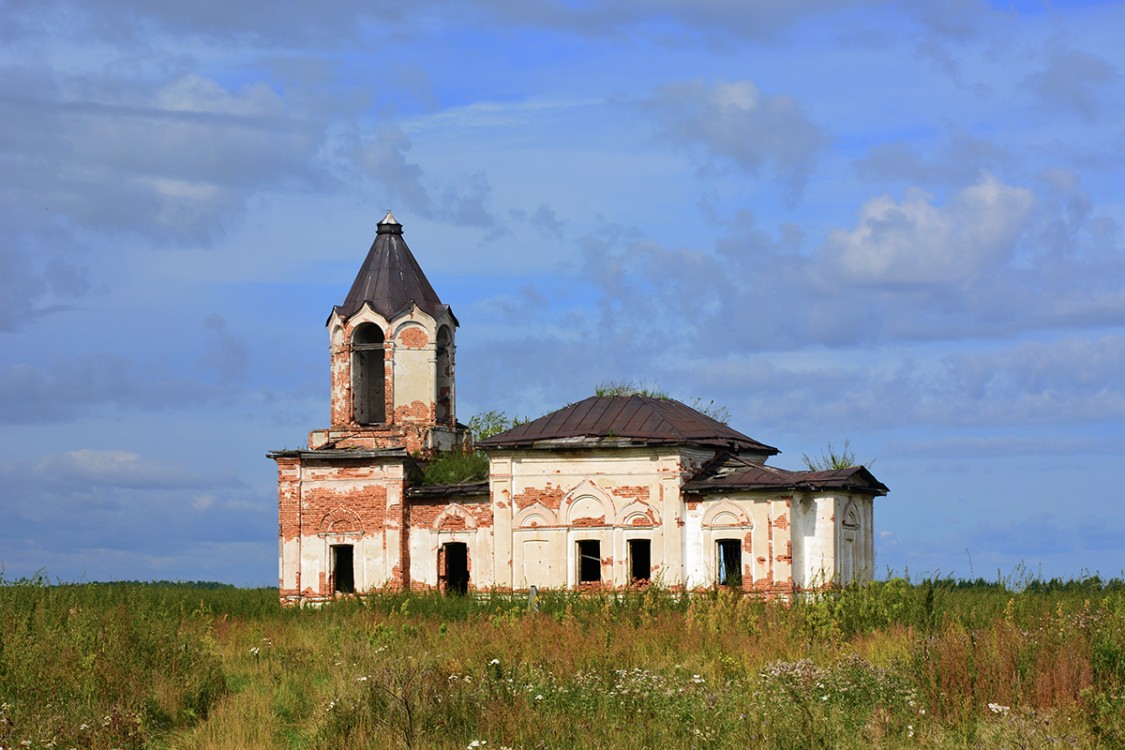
[2,0,1123,586]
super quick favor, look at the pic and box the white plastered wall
[407,502,496,589]
[684,494,792,589]
[490,447,698,590]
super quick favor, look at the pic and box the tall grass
[2,573,1123,749]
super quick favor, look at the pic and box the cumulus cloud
[827,172,1035,286]
[638,79,829,195]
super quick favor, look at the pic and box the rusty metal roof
[683,453,888,496]
[477,395,779,454]
[333,211,454,324]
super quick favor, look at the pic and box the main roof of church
[334,210,453,323]
[478,394,780,454]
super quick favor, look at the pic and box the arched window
[352,323,385,424]
[435,325,453,423]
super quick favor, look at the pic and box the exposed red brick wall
[612,485,651,502]
[513,484,565,511]
[395,399,436,426]
[276,458,302,543]
[398,327,430,349]
[408,497,493,530]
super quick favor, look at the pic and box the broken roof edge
[267,448,410,461]
[683,453,888,496]
[406,480,490,499]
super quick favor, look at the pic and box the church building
[269,212,888,604]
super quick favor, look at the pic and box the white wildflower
[489,658,500,665]
[988,703,1010,715]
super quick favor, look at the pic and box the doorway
[443,542,469,594]
[716,539,742,588]
[332,544,355,594]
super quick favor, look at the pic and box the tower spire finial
[377,209,402,235]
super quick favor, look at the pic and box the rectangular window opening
[717,539,742,588]
[332,544,355,594]
[628,539,651,583]
[578,540,601,584]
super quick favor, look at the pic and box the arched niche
[516,502,559,528]
[615,500,660,527]
[433,504,478,531]
[561,480,614,527]
[701,499,751,528]
[317,507,364,536]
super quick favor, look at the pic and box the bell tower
[309,210,466,455]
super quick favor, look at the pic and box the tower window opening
[352,324,385,424]
[435,325,453,424]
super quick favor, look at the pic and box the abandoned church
[268,211,888,604]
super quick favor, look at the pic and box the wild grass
[1,573,1123,749]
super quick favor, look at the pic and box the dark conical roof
[334,211,452,323]
[478,395,779,454]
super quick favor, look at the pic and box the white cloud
[828,172,1034,285]
[639,79,829,194]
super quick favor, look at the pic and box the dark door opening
[332,544,355,594]
[717,539,742,588]
[578,540,601,583]
[628,539,651,582]
[443,542,469,595]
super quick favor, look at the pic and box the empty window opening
[352,324,385,424]
[332,544,355,594]
[628,539,651,582]
[717,539,742,588]
[435,325,453,423]
[443,541,469,595]
[578,540,601,583]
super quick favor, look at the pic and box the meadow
[1,573,1123,749]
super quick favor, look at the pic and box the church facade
[269,212,888,604]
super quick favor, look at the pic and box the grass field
[2,573,1123,749]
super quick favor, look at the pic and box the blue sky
[2,0,1123,586]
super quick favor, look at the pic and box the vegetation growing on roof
[802,439,874,470]
[419,410,528,486]
[594,380,731,424]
